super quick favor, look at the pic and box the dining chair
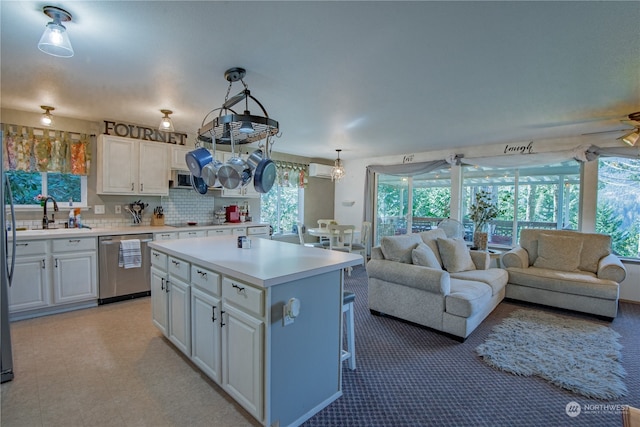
[351,221,371,263]
[297,222,325,248]
[328,224,355,275]
[317,219,336,245]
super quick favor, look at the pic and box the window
[462,161,580,246]
[374,167,451,245]
[596,157,640,259]
[261,186,304,235]
[6,171,87,207]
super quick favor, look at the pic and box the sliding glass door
[374,168,451,245]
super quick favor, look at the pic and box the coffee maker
[225,205,240,223]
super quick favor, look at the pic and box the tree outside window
[261,186,303,235]
[596,157,640,258]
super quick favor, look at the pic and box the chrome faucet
[42,196,59,229]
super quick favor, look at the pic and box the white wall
[334,134,640,302]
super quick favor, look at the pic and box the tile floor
[1,297,260,427]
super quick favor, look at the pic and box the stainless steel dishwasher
[98,233,153,304]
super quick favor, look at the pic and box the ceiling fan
[581,111,640,146]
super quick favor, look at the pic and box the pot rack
[197,67,280,146]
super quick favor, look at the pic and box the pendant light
[159,109,175,132]
[38,6,74,58]
[40,106,55,127]
[331,149,346,182]
[197,67,279,145]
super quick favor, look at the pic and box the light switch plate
[115,205,121,214]
[94,205,105,214]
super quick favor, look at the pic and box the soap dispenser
[68,209,75,228]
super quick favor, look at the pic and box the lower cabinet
[150,254,264,422]
[167,276,191,356]
[151,266,168,335]
[222,303,264,420]
[191,287,221,383]
[9,237,97,319]
[52,251,97,304]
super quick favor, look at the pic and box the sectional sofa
[502,229,626,319]
[366,229,508,341]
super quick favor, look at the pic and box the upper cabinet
[97,135,169,196]
[170,145,192,170]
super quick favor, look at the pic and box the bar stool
[341,290,356,370]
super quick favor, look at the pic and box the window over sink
[6,171,87,208]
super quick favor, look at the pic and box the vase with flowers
[468,189,499,250]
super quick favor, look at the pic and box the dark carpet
[303,265,640,427]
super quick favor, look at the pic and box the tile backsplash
[13,189,261,229]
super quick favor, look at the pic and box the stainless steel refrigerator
[1,129,16,383]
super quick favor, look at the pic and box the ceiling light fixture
[38,6,74,58]
[331,149,346,182]
[40,106,55,127]
[197,67,279,145]
[159,109,175,132]
[619,130,639,147]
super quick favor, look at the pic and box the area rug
[476,309,627,400]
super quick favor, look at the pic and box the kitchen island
[148,235,362,427]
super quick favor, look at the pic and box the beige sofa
[366,229,508,341]
[502,229,626,319]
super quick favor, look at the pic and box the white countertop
[10,222,268,241]
[149,235,363,288]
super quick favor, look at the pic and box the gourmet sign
[103,120,188,145]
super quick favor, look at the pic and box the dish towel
[118,239,142,269]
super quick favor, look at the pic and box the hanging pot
[201,159,223,187]
[218,156,248,189]
[247,149,263,170]
[190,173,208,195]
[253,158,276,193]
[185,148,213,178]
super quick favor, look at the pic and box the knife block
[151,215,165,226]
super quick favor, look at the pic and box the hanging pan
[190,173,208,195]
[185,147,213,178]
[253,137,276,194]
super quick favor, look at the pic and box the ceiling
[1,1,639,161]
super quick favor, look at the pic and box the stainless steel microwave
[170,170,193,189]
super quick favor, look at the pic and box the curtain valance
[2,123,92,176]
[274,160,308,188]
[363,159,450,225]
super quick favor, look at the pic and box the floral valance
[2,123,91,176]
[274,160,308,188]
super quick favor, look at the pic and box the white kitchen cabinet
[154,231,178,241]
[9,237,97,319]
[52,251,97,304]
[97,134,169,196]
[168,276,191,356]
[207,228,232,237]
[178,230,206,239]
[151,266,168,335]
[221,303,264,421]
[230,227,247,236]
[167,256,191,356]
[191,287,222,384]
[8,254,49,312]
[170,145,192,170]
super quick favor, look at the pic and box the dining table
[307,226,357,247]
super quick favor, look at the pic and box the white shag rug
[476,309,627,400]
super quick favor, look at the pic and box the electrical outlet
[94,205,105,214]
[115,205,121,214]
[283,306,294,326]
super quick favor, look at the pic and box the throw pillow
[411,243,442,269]
[436,238,476,273]
[533,233,583,271]
[419,228,447,267]
[380,234,422,264]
